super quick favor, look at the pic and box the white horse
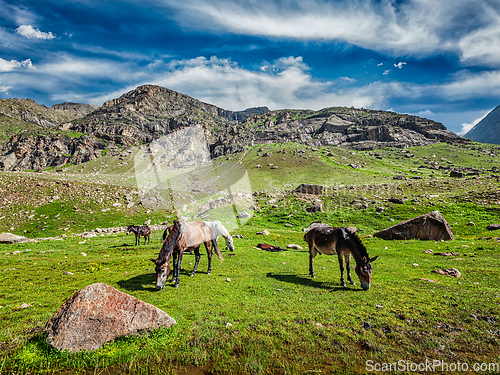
[203,220,235,252]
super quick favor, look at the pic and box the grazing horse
[126,225,151,246]
[152,220,223,289]
[203,220,235,251]
[304,227,378,290]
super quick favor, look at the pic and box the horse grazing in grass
[126,225,151,246]
[203,220,235,251]
[152,220,223,289]
[304,227,378,290]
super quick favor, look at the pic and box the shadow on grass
[117,273,157,292]
[266,272,362,292]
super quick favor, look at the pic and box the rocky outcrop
[374,210,454,241]
[44,283,176,352]
[1,134,107,172]
[211,108,466,156]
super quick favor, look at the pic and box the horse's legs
[169,252,177,283]
[190,246,201,277]
[345,254,355,285]
[309,244,318,277]
[337,252,346,287]
[205,241,213,274]
[135,233,139,246]
[174,251,184,287]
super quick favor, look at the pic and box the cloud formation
[159,0,500,66]
[0,58,34,72]
[16,25,55,40]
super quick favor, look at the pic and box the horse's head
[126,225,134,235]
[150,258,170,290]
[355,256,378,290]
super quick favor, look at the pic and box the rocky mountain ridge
[0,84,466,172]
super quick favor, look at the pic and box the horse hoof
[190,274,195,277]
[174,284,180,288]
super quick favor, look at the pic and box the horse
[152,220,223,289]
[304,226,378,290]
[126,225,151,246]
[203,220,235,251]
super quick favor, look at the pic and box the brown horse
[152,220,223,289]
[126,225,151,245]
[304,226,378,290]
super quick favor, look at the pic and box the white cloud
[0,83,12,93]
[16,25,55,40]
[0,58,34,72]
[383,69,391,75]
[394,62,406,69]
[458,110,490,136]
[147,56,381,111]
[156,0,500,66]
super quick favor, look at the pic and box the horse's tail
[212,239,224,262]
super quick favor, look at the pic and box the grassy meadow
[0,142,500,374]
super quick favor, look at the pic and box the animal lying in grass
[153,220,223,289]
[304,226,378,290]
[126,225,151,246]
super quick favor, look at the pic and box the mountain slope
[465,104,500,145]
[0,84,467,172]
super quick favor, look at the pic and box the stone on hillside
[294,184,326,195]
[257,229,270,235]
[306,204,323,213]
[487,224,500,230]
[238,211,251,218]
[303,221,330,232]
[0,233,30,244]
[44,283,176,352]
[388,197,406,204]
[81,231,96,238]
[450,171,464,178]
[431,268,461,277]
[373,210,454,241]
[287,244,303,250]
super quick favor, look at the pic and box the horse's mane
[158,220,182,263]
[343,228,369,261]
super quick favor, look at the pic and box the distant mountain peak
[465,104,500,145]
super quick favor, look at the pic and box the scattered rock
[470,313,497,324]
[306,204,323,213]
[423,249,434,253]
[431,268,461,277]
[434,252,460,256]
[293,184,326,195]
[44,283,176,352]
[420,278,438,282]
[467,221,475,226]
[81,231,96,239]
[0,233,30,244]
[374,210,454,241]
[362,321,372,330]
[287,244,303,250]
[237,211,251,219]
[388,197,405,204]
[17,303,32,309]
[256,229,270,235]
[450,171,464,178]
[487,224,500,231]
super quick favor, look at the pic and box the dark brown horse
[304,227,378,290]
[152,220,223,289]
[126,225,151,245]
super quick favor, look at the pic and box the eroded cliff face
[211,108,464,157]
[0,84,465,172]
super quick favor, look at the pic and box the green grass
[1,218,499,374]
[0,141,500,374]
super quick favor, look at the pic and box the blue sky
[1,0,500,135]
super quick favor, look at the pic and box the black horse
[126,225,151,246]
